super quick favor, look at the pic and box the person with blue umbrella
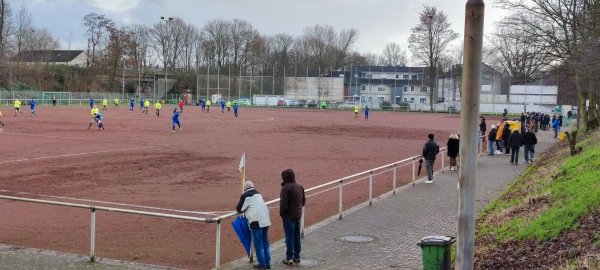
[236,181,271,269]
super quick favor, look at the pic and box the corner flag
[239,153,245,173]
[239,153,246,193]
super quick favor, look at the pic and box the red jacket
[178,101,184,107]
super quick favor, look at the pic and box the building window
[369,85,373,91]
[378,86,385,91]
[361,85,365,91]
[403,75,409,80]
[403,86,408,92]
[361,96,366,102]
[377,97,384,103]
[411,86,415,91]
[421,86,428,93]
[410,97,415,103]
[412,75,418,80]
[404,97,408,102]
[420,98,427,104]
[368,97,373,102]
[396,74,399,79]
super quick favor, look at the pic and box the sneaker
[172,130,176,133]
[530,159,534,162]
[293,258,301,263]
[282,259,294,265]
[425,180,433,184]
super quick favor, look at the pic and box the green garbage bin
[417,235,455,270]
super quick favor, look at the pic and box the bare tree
[83,13,114,68]
[22,28,60,51]
[495,0,599,130]
[381,42,408,66]
[488,18,551,84]
[296,24,359,69]
[0,0,13,60]
[14,4,33,54]
[408,5,459,110]
[201,18,231,69]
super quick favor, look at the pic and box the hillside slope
[474,130,600,269]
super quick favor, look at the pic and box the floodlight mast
[160,16,173,102]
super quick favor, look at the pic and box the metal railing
[1,141,487,269]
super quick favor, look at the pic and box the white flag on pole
[238,153,245,173]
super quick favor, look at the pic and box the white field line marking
[0,190,230,216]
[0,132,157,145]
[0,146,157,165]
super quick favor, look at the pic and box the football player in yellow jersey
[154,101,162,117]
[14,99,22,116]
[354,105,359,119]
[102,98,108,112]
[226,100,232,112]
[0,109,5,126]
[88,105,100,129]
[142,99,150,114]
[114,98,119,108]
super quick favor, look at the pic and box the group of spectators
[235,169,306,269]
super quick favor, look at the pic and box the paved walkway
[1,129,555,269]
[221,129,556,270]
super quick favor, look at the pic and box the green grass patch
[477,130,600,242]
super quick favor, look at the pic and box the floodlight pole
[161,16,173,102]
[457,1,484,269]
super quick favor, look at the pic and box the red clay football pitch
[0,104,468,269]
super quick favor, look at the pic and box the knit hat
[491,125,496,129]
[428,134,434,140]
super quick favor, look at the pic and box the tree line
[0,1,598,129]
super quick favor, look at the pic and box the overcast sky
[13,0,506,56]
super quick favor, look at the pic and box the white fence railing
[0,137,488,269]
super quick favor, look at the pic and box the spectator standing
[552,117,560,138]
[479,117,487,142]
[523,128,538,163]
[236,181,271,269]
[446,131,460,171]
[495,121,506,154]
[280,169,306,265]
[503,123,511,155]
[487,125,497,156]
[508,129,523,165]
[422,134,440,183]
[52,95,57,106]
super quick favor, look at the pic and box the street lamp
[161,16,173,102]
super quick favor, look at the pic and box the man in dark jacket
[479,117,487,142]
[236,181,271,269]
[488,125,497,155]
[522,128,538,163]
[422,134,440,183]
[280,169,306,265]
[508,128,524,165]
[503,123,511,155]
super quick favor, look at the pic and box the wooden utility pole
[457,0,484,269]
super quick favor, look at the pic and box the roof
[10,50,86,63]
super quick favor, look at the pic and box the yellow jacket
[154,102,161,109]
[144,100,150,107]
[14,100,21,108]
[91,107,99,115]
